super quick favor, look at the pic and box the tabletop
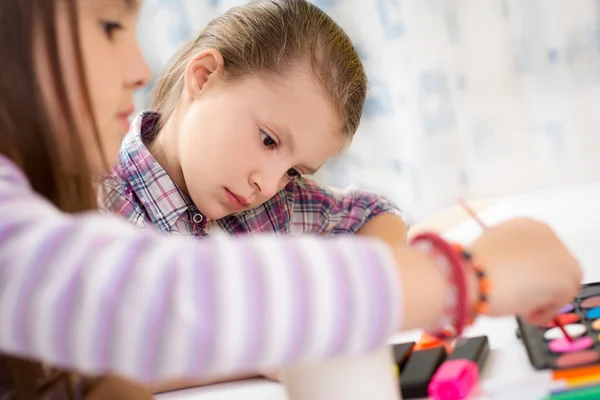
[157,183,600,400]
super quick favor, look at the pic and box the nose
[123,39,152,91]
[250,170,284,199]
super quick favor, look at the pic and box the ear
[184,49,225,99]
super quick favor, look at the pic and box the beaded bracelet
[410,232,470,340]
[453,244,491,323]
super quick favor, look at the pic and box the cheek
[179,118,221,176]
[83,46,120,129]
[84,72,121,173]
[183,103,252,154]
[180,99,267,180]
[89,71,118,123]
[75,27,124,172]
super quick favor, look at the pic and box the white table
[158,183,600,400]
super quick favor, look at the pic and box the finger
[572,259,584,289]
[552,254,581,299]
[524,304,564,326]
[558,283,579,307]
[564,261,583,300]
[561,248,583,287]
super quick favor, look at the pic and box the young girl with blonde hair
[104,0,407,248]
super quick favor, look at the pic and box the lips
[117,108,134,120]
[228,190,250,207]
[225,189,250,211]
[116,108,134,131]
[118,106,134,117]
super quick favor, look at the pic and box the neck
[147,113,189,195]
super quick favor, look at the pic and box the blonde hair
[152,0,367,138]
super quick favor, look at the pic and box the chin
[198,203,232,221]
[192,192,244,220]
[87,152,117,177]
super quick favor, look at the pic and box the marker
[553,365,600,380]
[480,374,600,399]
[546,384,600,399]
[562,373,600,389]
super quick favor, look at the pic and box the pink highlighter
[427,335,489,400]
[428,359,479,400]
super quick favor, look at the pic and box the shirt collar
[117,111,206,232]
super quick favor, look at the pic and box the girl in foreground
[0,0,582,398]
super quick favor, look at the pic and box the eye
[260,129,277,150]
[286,168,301,179]
[100,21,124,40]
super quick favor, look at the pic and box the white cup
[281,345,401,400]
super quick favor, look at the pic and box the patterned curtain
[135,0,600,221]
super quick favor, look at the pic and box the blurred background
[134,0,600,223]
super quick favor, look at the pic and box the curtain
[135,0,600,221]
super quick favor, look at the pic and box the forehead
[248,65,346,165]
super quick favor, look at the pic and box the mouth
[117,107,134,119]
[225,188,250,210]
[116,108,134,131]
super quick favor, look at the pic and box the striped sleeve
[0,157,402,383]
[288,178,406,235]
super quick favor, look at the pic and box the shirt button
[192,214,204,224]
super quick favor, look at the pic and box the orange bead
[479,278,491,292]
[476,303,488,314]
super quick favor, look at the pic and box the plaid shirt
[102,111,404,238]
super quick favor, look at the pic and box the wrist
[394,246,447,331]
[409,233,470,339]
[466,261,479,319]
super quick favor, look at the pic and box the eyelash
[259,129,301,179]
[100,21,124,40]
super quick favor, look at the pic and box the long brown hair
[0,0,103,397]
[0,0,100,213]
[153,0,368,140]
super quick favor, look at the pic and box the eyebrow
[95,0,138,12]
[123,0,138,11]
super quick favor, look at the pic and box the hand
[469,218,582,325]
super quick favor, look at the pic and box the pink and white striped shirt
[0,154,402,383]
